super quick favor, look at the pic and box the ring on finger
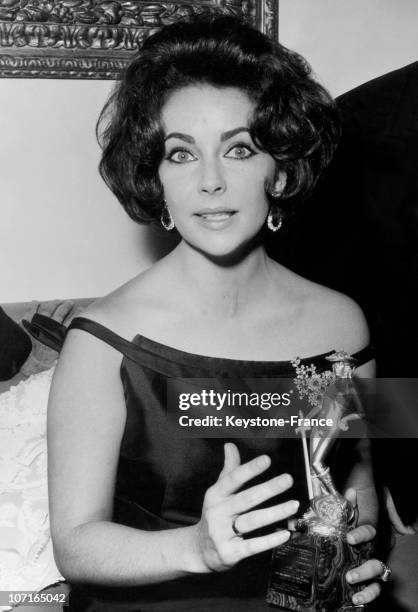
[232,515,244,538]
[379,562,392,582]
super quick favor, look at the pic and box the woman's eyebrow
[220,127,250,142]
[164,127,250,144]
[164,132,195,143]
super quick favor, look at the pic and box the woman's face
[158,84,282,258]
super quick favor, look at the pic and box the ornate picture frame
[0,1,279,79]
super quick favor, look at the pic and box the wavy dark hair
[97,14,340,224]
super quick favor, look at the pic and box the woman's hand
[345,488,387,606]
[190,442,299,573]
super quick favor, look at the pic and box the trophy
[267,351,371,611]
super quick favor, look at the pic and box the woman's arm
[345,437,379,528]
[48,328,296,586]
[323,293,378,526]
[341,359,383,607]
[346,357,379,527]
[48,327,213,586]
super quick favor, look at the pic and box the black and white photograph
[0,1,417,610]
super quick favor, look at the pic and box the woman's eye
[166,149,196,164]
[225,144,256,160]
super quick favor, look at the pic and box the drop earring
[267,207,283,232]
[160,201,175,231]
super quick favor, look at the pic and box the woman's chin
[182,233,263,264]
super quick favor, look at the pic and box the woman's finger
[232,473,293,514]
[346,559,385,584]
[233,499,299,534]
[49,300,75,323]
[351,582,381,606]
[344,487,357,509]
[218,443,241,478]
[346,523,376,545]
[239,528,290,559]
[216,453,272,496]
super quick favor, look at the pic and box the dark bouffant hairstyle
[97,14,340,224]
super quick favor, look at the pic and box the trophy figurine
[267,351,370,611]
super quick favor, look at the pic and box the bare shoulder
[283,271,375,376]
[80,267,160,339]
[310,284,370,353]
[275,265,370,355]
[314,289,375,376]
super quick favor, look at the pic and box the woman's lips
[195,210,237,229]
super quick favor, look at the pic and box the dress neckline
[131,330,334,366]
[68,316,373,371]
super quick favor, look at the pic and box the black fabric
[0,306,32,381]
[266,62,418,524]
[66,316,373,611]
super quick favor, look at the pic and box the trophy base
[266,530,368,611]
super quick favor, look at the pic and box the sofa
[0,299,93,611]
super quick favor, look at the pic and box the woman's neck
[166,239,278,318]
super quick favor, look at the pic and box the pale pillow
[0,366,63,610]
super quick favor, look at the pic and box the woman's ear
[272,171,287,197]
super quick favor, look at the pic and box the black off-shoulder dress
[64,316,373,612]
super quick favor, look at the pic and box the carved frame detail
[0,1,279,79]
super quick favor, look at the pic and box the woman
[48,15,385,610]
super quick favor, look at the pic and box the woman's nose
[198,160,226,195]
